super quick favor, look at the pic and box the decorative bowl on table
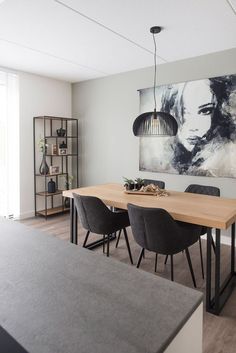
[124,183,169,197]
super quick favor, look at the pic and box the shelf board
[36,190,64,197]
[45,136,78,138]
[35,173,67,177]
[37,206,70,216]
[34,116,77,121]
[45,154,78,156]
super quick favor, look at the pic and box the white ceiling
[0,0,235,82]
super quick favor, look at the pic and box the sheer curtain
[0,70,19,218]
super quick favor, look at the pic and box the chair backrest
[73,194,113,234]
[185,184,220,197]
[143,179,165,189]
[185,184,220,235]
[127,203,185,255]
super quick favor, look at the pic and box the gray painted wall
[72,48,236,204]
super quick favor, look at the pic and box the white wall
[19,72,71,218]
[72,48,236,238]
[72,48,236,194]
[7,48,236,220]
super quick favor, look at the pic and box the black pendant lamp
[133,26,178,137]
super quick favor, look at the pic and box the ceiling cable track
[53,0,167,63]
[226,0,236,16]
[0,37,107,75]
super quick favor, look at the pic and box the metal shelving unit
[33,116,79,218]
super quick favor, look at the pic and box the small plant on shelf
[38,137,48,154]
[65,175,74,190]
[62,175,74,208]
[59,174,74,190]
[123,177,135,191]
[135,178,144,190]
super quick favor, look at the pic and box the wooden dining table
[63,183,236,315]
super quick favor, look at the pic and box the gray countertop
[0,219,203,353]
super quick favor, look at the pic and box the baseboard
[19,211,35,219]
[218,234,232,247]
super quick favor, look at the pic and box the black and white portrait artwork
[138,74,236,178]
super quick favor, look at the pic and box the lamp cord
[152,32,157,112]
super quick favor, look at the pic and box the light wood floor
[21,214,236,353]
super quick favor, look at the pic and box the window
[0,70,19,218]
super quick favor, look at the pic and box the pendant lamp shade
[133,110,178,136]
[133,26,178,137]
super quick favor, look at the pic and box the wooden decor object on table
[124,184,169,197]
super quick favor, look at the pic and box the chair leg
[123,228,133,264]
[83,231,90,248]
[115,229,122,248]
[170,255,174,281]
[107,234,110,257]
[164,255,168,264]
[199,237,204,279]
[155,253,158,273]
[185,248,196,288]
[137,248,144,268]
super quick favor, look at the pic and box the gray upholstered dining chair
[165,184,220,278]
[185,184,220,278]
[115,178,166,250]
[127,203,201,287]
[73,194,133,264]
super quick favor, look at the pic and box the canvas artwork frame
[137,74,236,178]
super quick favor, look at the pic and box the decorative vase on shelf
[48,179,56,193]
[56,128,66,137]
[39,155,49,175]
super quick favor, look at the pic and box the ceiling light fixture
[133,26,178,137]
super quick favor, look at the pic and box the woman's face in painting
[177,80,215,151]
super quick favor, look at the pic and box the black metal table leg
[206,228,212,311]
[231,223,235,275]
[70,198,74,243]
[206,224,236,315]
[214,228,221,314]
[73,201,78,245]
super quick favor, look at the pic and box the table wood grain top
[63,183,236,229]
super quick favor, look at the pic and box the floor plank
[20,214,236,353]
